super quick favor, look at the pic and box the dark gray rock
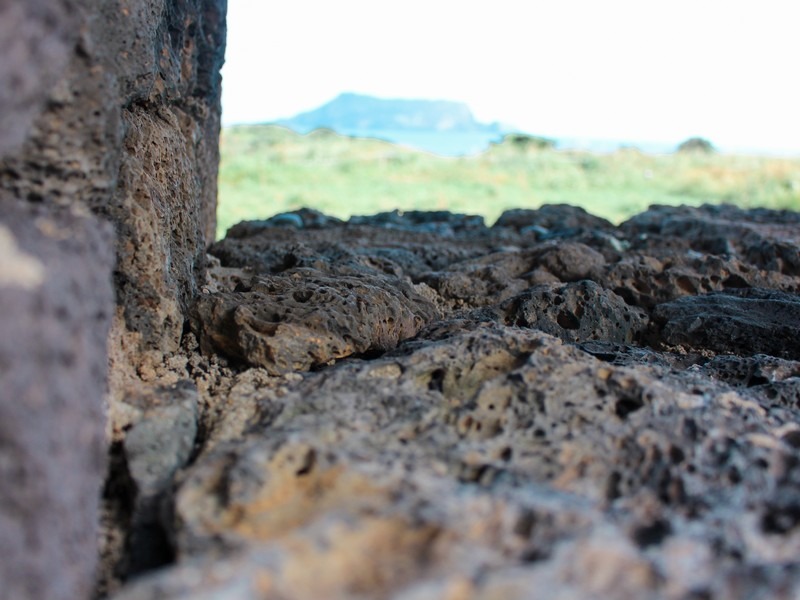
[0,0,81,157]
[655,288,800,359]
[500,280,648,344]
[494,204,614,233]
[701,354,800,388]
[350,209,486,236]
[122,381,199,577]
[124,382,199,496]
[421,242,606,310]
[622,204,800,276]
[212,221,494,281]
[601,252,798,309]
[576,340,706,374]
[0,199,114,600]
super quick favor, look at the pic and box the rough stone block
[0,199,114,600]
[654,288,800,359]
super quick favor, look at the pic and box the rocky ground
[102,203,800,600]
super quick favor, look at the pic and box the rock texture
[0,0,82,156]
[10,4,800,599]
[2,10,800,599]
[192,274,436,374]
[0,0,227,362]
[654,288,800,359]
[0,1,226,598]
[0,199,114,600]
[104,204,800,599]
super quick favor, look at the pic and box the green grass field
[217,125,800,240]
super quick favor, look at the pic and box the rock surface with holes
[7,1,799,596]
[654,287,800,359]
[497,280,648,344]
[191,273,438,374]
[0,2,226,598]
[0,0,227,372]
[104,204,800,600]
[0,199,114,600]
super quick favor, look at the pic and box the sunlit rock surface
[109,204,800,599]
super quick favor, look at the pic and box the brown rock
[122,203,800,600]
[422,242,606,310]
[0,0,227,360]
[191,272,438,374]
[0,2,227,597]
[9,19,800,594]
[119,311,800,598]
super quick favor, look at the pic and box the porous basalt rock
[191,272,438,374]
[5,17,800,592]
[493,203,615,234]
[655,287,800,359]
[0,2,226,598]
[499,280,648,344]
[418,241,607,310]
[109,203,800,599]
[211,221,491,280]
[0,199,114,600]
[21,3,800,597]
[1,0,227,361]
[121,323,800,599]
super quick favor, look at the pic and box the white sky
[221,0,800,153]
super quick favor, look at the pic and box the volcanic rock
[0,200,114,600]
[654,288,800,359]
[191,272,438,374]
[0,0,226,364]
[5,21,800,594]
[0,2,226,597]
[493,203,615,234]
[499,280,648,344]
[105,203,800,599]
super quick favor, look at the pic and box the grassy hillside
[217,125,800,240]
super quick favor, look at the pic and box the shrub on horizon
[676,137,715,153]
[500,132,557,150]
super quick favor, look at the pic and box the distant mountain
[276,92,504,134]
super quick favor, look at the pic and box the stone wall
[0,0,226,597]
[0,0,82,157]
[0,199,114,600]
[1,0,226,360]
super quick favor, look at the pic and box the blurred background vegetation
[217,125,800,240]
